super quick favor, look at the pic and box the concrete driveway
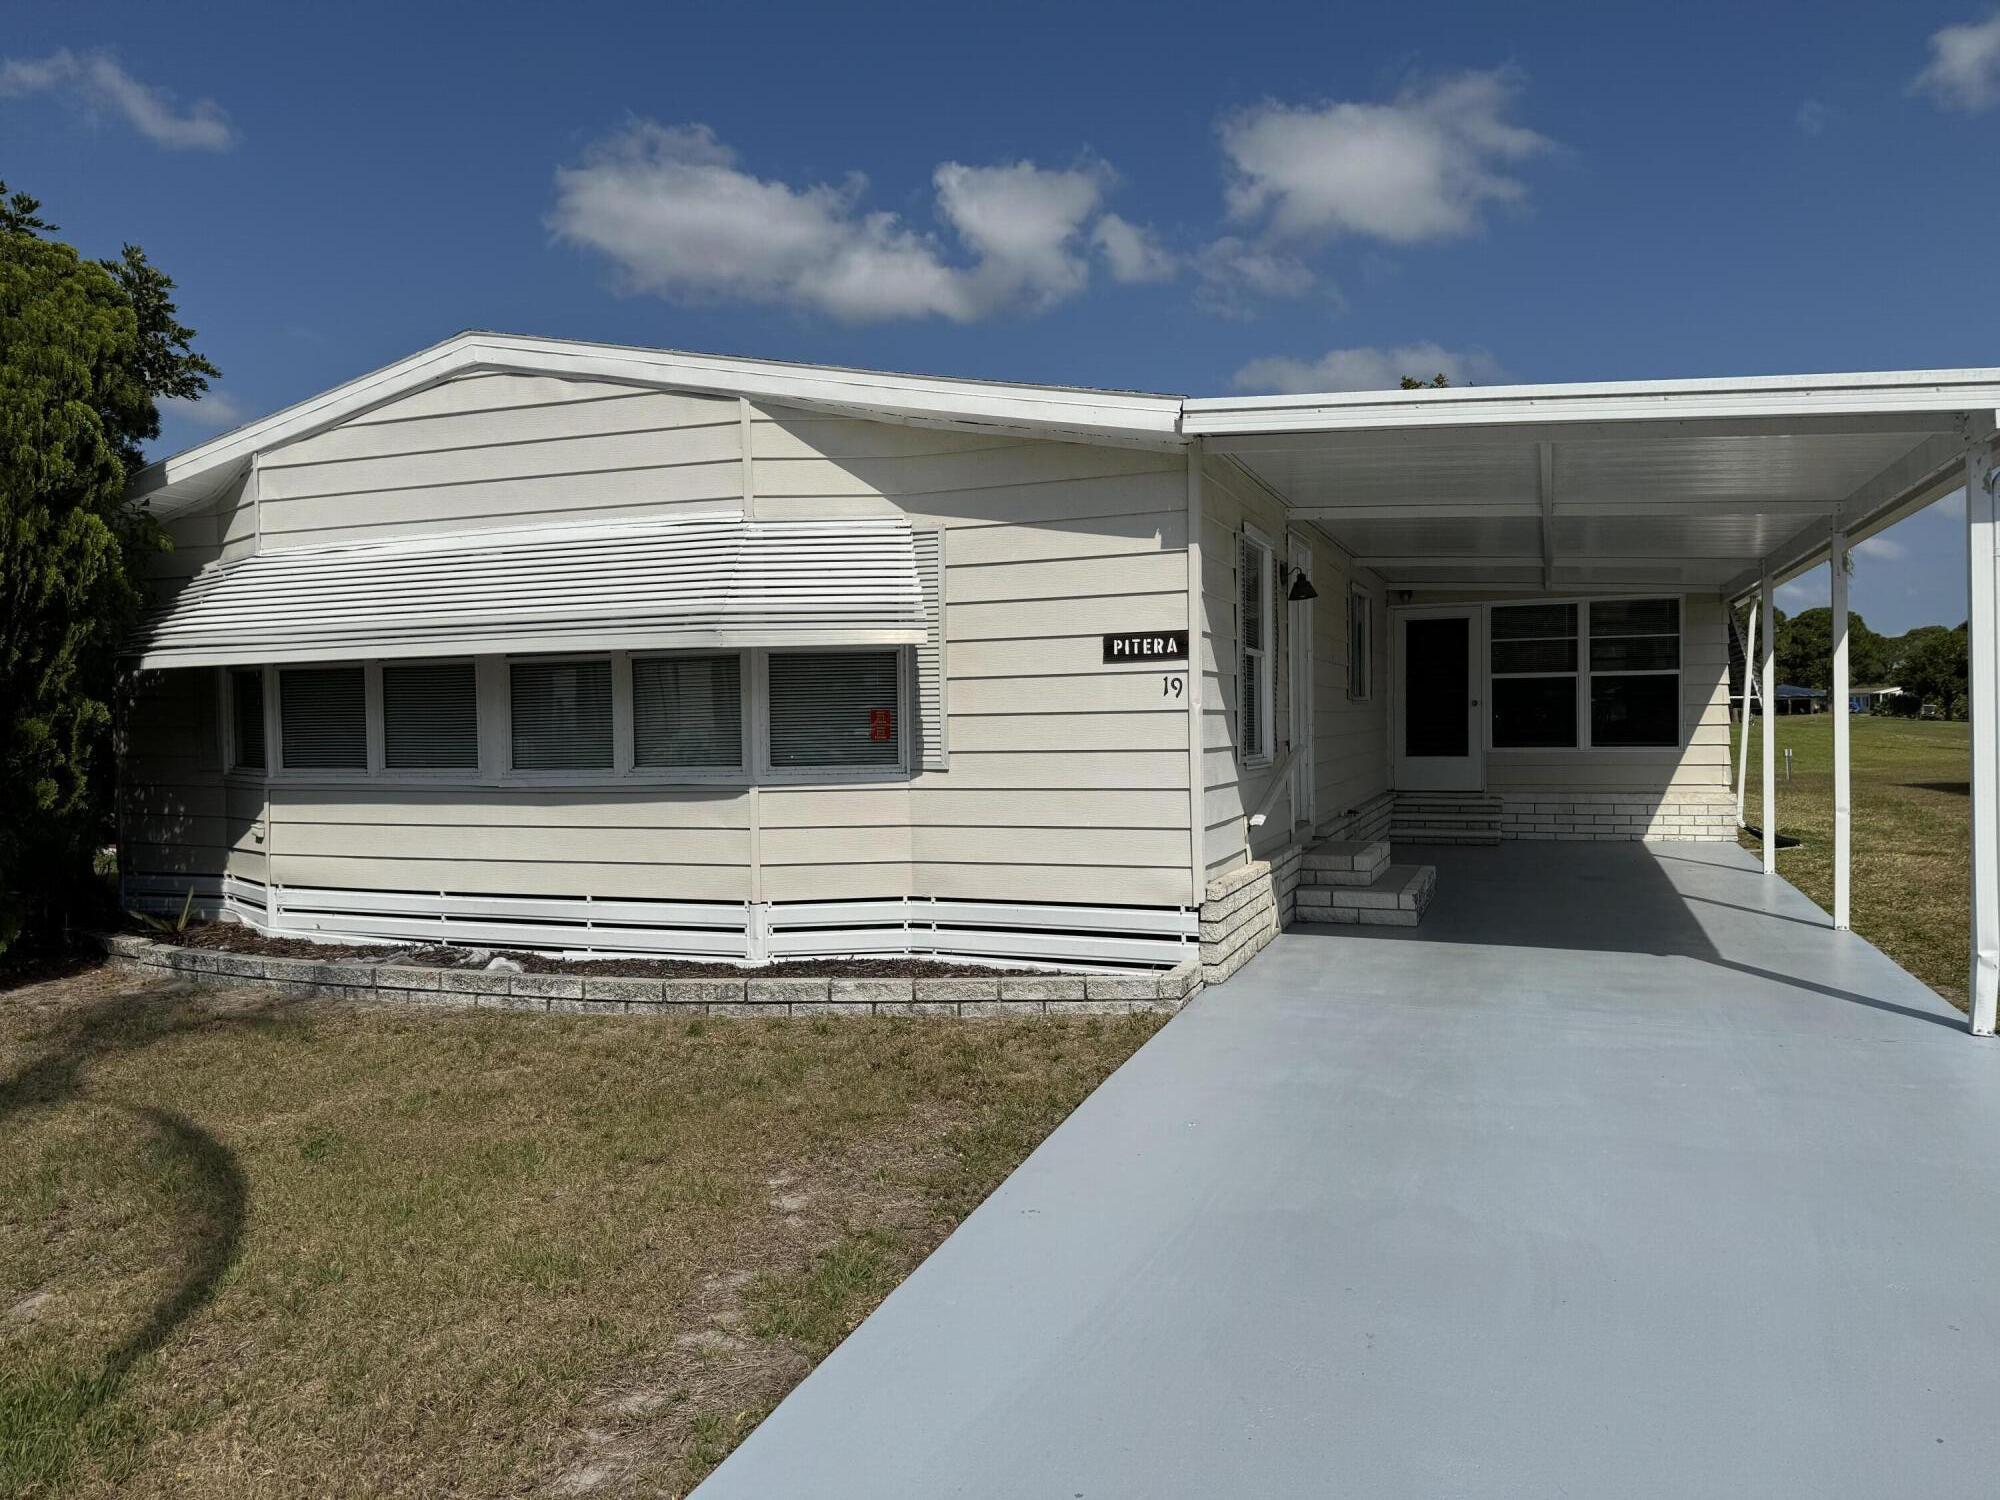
[697,842,2000,1497]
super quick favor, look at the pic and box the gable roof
[129,331,1188,519]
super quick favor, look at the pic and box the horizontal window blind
[279,666,366,769]
[510,659,613,770]
[767,651,902,769]
[383,661,479,769]
[230,669,265,770]
[633,654,742,768]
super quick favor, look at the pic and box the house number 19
[1162,675,1185,698]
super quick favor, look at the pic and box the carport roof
[1186,369,2000,600]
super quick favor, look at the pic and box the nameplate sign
[1102,630,1189,664]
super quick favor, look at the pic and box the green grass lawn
[1734,713,1970,1008]
[0,970,1162,1498]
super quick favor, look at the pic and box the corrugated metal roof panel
[133,516,926,668]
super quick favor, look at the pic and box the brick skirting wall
[1197,790,1396,985]
[98,935,1203,1017]
[1496,789,1736,841]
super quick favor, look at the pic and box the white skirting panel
[120,877,1197,971]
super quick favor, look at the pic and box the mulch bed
[132,922,1052,979]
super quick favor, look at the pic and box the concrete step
[1294,863,1437,926]
[1389,826,1502,846]
[1299,839,1391,887]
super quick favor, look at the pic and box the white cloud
[1795,99,1830,135]
[159,390,249,429]
[549,121,1147,323]
[1091,213,1177,283]
[1218,70,1550,246]
[0,48,236,149]
[1854,534,1907,562]
[1232,342,1507,394]
[1776,574,1824,613]
[1914,12,2000,111]
[1194,235,1317,316]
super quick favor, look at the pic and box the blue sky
[7,0,1998,633]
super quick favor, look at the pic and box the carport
[1182,372,2000,1032]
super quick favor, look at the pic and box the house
[1774,684,1827,714]
[121,335,2000,1028]
[1848,683,1904,713]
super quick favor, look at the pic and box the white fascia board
[1183,369,2000,437]
[130,331,1187,517]
[137,627,930,671]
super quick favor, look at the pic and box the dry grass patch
[0,968,1163,1497]
[1737,714,1969,1007]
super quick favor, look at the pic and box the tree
[0,183,217,956]
[1400,373,1450,389]
[1891,624,1969,718]
[1775,605,1891,693]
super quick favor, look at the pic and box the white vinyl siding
[510,660,614,771]
[382,661,479,770]
[279,666,367,770]
[229,668,265,770]
[632,654,743,769]
[128,400,1200,918]
[254,374,745,548]
[1238,529,1274,766]
[766,651,903,771]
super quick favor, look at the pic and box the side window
[1347,588,1374,702]
[279,666,367,770]
[1238,531,1273,763]
[229,668,265,770]
[510,659,614,771]
[633,654,744,769]
[765,651,902,770]
[382,661,479,770]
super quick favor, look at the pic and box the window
[510,659,613,770]
[633,654,742,769]
[1491,603,1579,749]
[279,666,367,770]
[383,661,479,770]
[1589,598,1681,747]
[1238,530,1274,763]
[229,668,265,770]
[1347,587,1374,702]
[766,651,902,770]
[1487,598,1681,749]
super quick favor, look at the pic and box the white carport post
[1968,441,2000,1036]
[1760,570,1777,875]
[1831,533,1851,930]
[1735,600,1757,827]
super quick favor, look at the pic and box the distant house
[1848,684,1903,713]
[1775,684,1827,714]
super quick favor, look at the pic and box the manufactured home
[121,335,2000,1025]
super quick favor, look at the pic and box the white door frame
[1391,605,1485,792]
[1287,534,1314,829]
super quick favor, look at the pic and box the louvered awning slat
[133,516,927,668]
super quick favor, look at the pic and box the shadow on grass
[0,986,271,1492]
[1906,781,1971,797]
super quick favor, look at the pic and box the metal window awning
[131,515,927,668]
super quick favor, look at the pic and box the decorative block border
[93,934,1203,1019]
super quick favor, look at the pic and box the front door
[1393,607,1484,791]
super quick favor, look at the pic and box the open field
[1736,714,1969,1008]
[0,968,1162,1498]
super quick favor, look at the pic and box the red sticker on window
[869,708,894,742]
